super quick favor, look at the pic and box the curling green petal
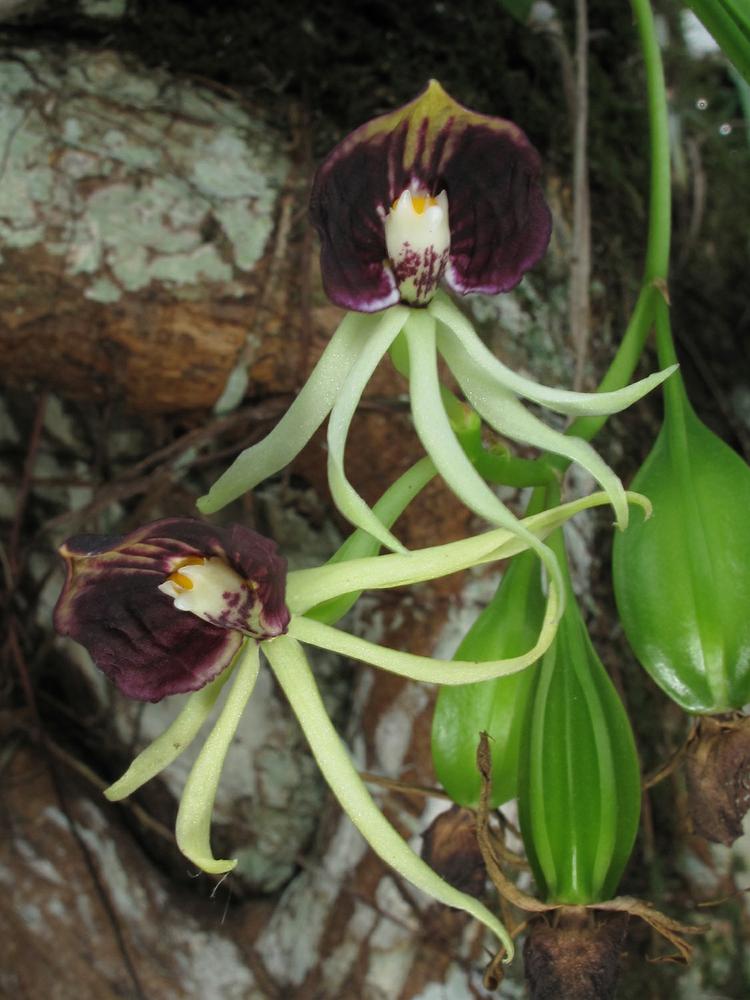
[327,306,410,553]
[197,311,379,514]
[288,611,558,684]
[405,309,565,619]
[264,633,515,958]
[175,642,260,874]
[439,332,630,528]
[429,290,677,417]
[308,456,437,625]
[286,491,650,614]
[104,668,234,801]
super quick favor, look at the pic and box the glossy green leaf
[613,393,750,713]
[431,548,545,808]
[518,536,641,904]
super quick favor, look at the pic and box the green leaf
[613,395,750,713]
[431,548,545,808]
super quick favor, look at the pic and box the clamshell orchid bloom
[52,500,643,961]
[308,79,552,311]
[198,84,676,628]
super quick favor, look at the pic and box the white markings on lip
[384,189,450,304]
[159,557,263,635]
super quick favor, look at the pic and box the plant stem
[631,0,672,283]
[549,0,675,461]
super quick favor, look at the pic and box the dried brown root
[523,908,629,1000]
[684,713,750,846]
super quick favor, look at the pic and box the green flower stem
[631,0,671,284]
[104,666,235,801]
[539,0,675,463]
[474,448,558,487]
[264,633,515,959]
[175,641,261,874]
[630,0,690,425]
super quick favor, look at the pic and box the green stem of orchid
[630,0,689,429]
[264,633,515,960]
[175,641,261,874]
[631,0,671,285]
[540,0,675,459]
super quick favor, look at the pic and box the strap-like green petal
[286,491,650,615]
[327,306,410,553]
[264,633,515,959]
[439,331,630,528]
[197,311,380,513]
[104,667,235,801]
[429,290,676,417]
[405,309,566,621]
[175,642,260,874]
[288,611,558,684]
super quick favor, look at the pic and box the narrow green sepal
[105,668,234,801]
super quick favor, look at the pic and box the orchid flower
[198,81,676,629]
[52,496,646,959]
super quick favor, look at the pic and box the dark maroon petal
[309,80,551,310]
[310,127,404,312]
[222,523,291,637]
[53,518,289,701]
[442,126,551,295]
[54,566,242,702]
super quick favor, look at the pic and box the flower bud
[613,394,750,714]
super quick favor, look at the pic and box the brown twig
[7,391,48,583]
[4,715,175,846]
[570,0,592,391]
[359,769,451,801]
[642,719,698,790]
